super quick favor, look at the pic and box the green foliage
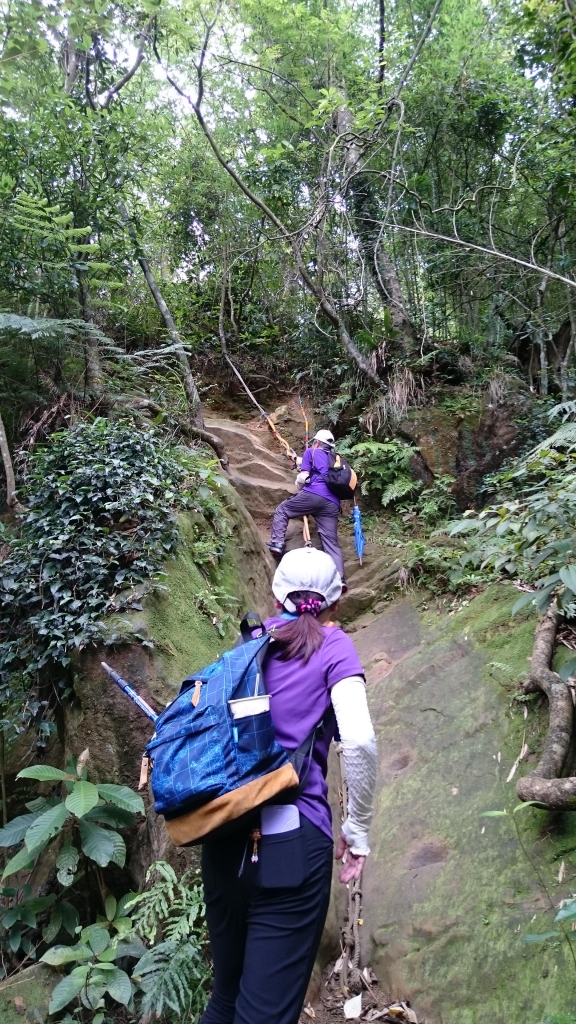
[0,752,144,884]
[399,475,457,528]
[129,861,210,1020]
[340,439,420,507]
[0,417,226,693]
[448,443,576,616]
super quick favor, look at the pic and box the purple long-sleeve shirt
[301,446,340,507]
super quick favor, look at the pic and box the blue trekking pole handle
[101,661,159,723]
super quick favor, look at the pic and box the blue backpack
[145,613,320,846]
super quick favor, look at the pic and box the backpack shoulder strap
[239,611,266,643]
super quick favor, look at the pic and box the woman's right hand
[335,832,366,884]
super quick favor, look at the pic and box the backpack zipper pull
[191,681,202,707]
[250,827,262,863]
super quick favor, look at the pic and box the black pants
[270,491,345,579]
[200,815,333,1024]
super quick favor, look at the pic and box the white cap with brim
[272,546,343,613]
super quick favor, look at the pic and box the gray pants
[270,491,345,580]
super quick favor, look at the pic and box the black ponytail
[274,590,326,663]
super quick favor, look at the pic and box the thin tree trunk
[0,411,20,510]
[117,200,205,427]
[78,273,103,397]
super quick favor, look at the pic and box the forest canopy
[1,0,576,457]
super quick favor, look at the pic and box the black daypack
[313,448,357,500]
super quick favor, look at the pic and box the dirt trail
[205,415,402,621]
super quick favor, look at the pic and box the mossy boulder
[355,585,576,1023]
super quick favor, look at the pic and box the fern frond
[530,423,576,454]
[548,400,576,423]
[380,476,419,506]
[133,938,211,1020]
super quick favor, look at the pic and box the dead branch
[516,604,576,806]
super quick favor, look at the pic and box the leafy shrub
[0,749,144,887]
[0,418,227,694]
[398,474,457,527]
[339,439,420,506]
[448,446,576,618]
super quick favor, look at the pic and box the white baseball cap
[313,429,335,447]
[272,547,343,612]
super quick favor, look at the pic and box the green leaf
[96,785,144,814]
[108,830,126,868]
[48,965,90,1013]
[513,801,548,812]
[65,781,99,818]
[560,565,576,592]
[56,837,80,886]
[25,803,69,851]
[479,810,508,817]
[559,657,576,682]
[105,895,117,922]
[81,923,110,955]
[43,907,62,943]
[17,766,72,782]
[41,943,92,966]
[556,899,576,923]
[521,931,560,943]
[26,894,56,913]
[2,841,46,879]
[511,591,536,615]
[78,820,115,867]
[104,966,132,1005]
[60,901,80,937]
[84,805,134,828]
[0,813,40,847]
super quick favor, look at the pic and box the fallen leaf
[13,996,26,1014]
[401,1002,419,1023]
[524,705,528,719]
[558,860,566,883]
[303,1004,316,1019]
[451,787,459,795]
[344,994,362,1019]
[497,751,501,763]
[332,955,343,975]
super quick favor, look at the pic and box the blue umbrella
[352,503,365,564]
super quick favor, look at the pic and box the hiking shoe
[267,543,284,556]
[341,582,348,594]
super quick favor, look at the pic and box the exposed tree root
[516,604,576,807]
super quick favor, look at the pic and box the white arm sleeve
[330,676,377,856]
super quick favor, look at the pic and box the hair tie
[296,598,323,618]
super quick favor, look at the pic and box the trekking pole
[101,662,159,723]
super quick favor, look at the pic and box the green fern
[133,938,211,1019]
[380,476,419,506]
[126,860,206,944]
[529,422,576,454]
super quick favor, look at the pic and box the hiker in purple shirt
[200,547,377,1024]
[268,428,346,584]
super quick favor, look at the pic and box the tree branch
[101,17,154,109]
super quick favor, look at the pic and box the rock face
[354,585,576,1023]
[399,383,533,507]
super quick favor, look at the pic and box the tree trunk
[117,200,205,428]
[0,411,19,509]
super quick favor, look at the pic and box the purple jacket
[301,446,340,507]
